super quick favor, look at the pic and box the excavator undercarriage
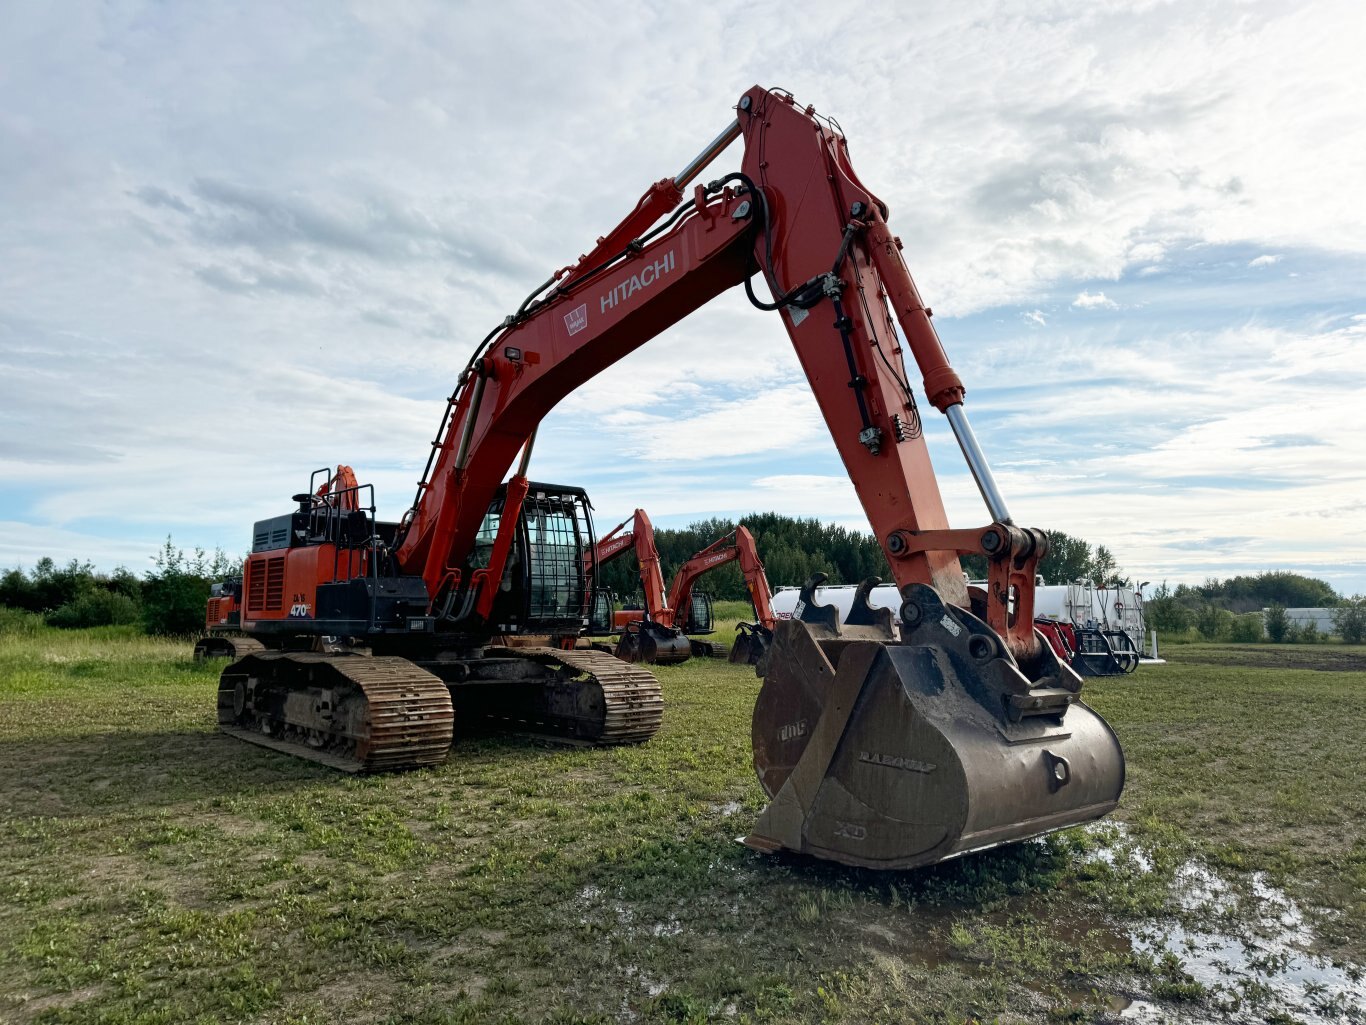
[216,643,664,772]
[211,479,664,770]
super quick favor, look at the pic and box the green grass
[1,628,1363,1023]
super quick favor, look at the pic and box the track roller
[194,635,266,661]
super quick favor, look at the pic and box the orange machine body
[240,545,367,626]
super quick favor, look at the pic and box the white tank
[771,579,1147,649]
[770,582,904,626]
[1028,580,1147,647]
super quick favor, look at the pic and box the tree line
[592,513,1130,604]
[1142,573,1365,644]
[0,540,232,635]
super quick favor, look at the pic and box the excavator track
[217,652,453,772]
[459,646,663,745]
[194,634,266,660]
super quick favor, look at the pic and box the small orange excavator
[656,524,778,664]
[587,517,778,665]
[209,85,1124,871]
[584,509,693,664]
[681,526,780,667]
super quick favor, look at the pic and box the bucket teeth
[747,584,1125,869]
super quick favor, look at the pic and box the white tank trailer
[771,578,1152,657]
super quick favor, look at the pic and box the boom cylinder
[453,371,488,472]
[673,118,742,189]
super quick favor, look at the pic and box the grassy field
[1,619,1364,1024]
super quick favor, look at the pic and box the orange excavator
[211,85,1124,871]
[584,509,693,664]
[586,517,777,665]
[675,526,780,667]
[652,524,777,664]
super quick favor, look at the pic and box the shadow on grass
[0,723,614,817]
[0,729,331,814]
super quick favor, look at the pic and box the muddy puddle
[841,825,1364,1022]
[569,827,1364,1023]
[1120,859,1365,1023]
[1050,827,1363,1023]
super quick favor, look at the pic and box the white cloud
[1023,309,1047,326]
[1071,290,1119,309]
[1249,254,1282,267]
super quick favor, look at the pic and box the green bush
[0,606,44,636]
[1264,604,1289,643]
[1195,604,1232,641]
[141,538,235,636]
[1229,613,1264,643]
[1300,621,1321,644]
[1333,596,1366,644]
[1146,584,1191,634]
[45,590,141,629]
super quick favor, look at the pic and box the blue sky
[2,0,1364,595]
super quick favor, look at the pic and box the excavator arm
[391,85,1041,659]
[586,509,672,624]
[315,464,360,512]
[664,525,775,631]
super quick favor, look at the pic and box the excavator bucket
[728,622,772,668]
[615,621,692,666]
[746,579,1124,870]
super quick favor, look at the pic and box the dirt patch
[300,970,404,1025]
[10,984,108,1017]
[1164,645,1366,672]
[81,853,215,908]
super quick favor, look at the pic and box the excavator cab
[681,590,722,659]
[471,482,596,636]
[682,590,714,634]
[587,589,615,636]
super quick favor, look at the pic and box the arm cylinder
[945,404,1013,525]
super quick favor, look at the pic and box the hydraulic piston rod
[673,118,742,189]
[945,403,1013,525]
[516,428,537,477]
